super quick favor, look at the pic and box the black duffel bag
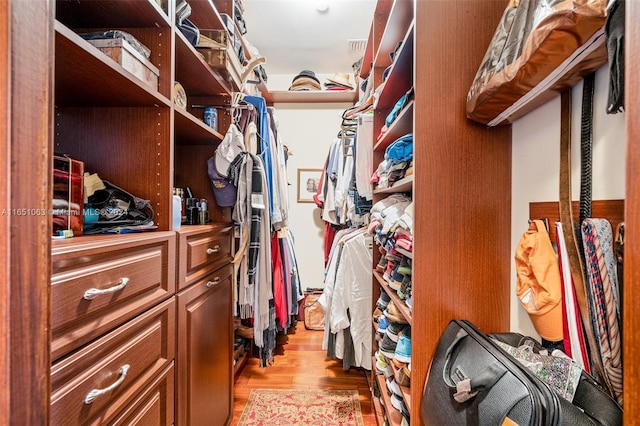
[422,320,622,425]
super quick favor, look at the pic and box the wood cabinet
[363,1,512,424]
[15,0,237,423]
[177,263,234,426]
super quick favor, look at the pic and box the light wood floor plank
[232,322,377,425]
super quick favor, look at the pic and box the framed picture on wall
[297,168,322,203]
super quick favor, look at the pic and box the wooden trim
[0,1,8,423]
[7,0,53,423]
[625,0,639,422]
[529,199,625,243]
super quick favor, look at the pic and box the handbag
[490,332,623,426]
[466,0,608,126]
[421,320,621,425]
[303,293,325,331]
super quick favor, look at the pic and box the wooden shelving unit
[363,2,513,425]
[263,89,358,105]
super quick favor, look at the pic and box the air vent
[348,39,367,52]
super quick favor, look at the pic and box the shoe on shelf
[377,316,390,334]
[396,276,411,300]
[384,300,408,324]
[396,257,412,276]
[394,329,412,364]
[379,333,398,359]
[385,322,407,342]
[386,376,403,398]
[376,290,391,311]
[394,362,411,387]
[376,255,388,273]
[375,350,393,379]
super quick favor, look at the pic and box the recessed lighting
[316,1,329,13]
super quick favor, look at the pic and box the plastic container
[172,195,182,230]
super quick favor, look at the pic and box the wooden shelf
[374,175,413,195]
[374,374,403,426]
[263,90,358,104]
[174,30,234,96]
[54,21,171,108]
[372,0,414,70]
[360,0,394,79]
[188,0,226,31]
[375,24,414,112]
[373,270,412,327]
[174,107,224,145]
[372,392,386,426]
[389,362,411,410]
[374,101,414,152]
[233,347,250,380]
[55,0,170,28]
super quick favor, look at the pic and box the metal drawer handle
[84,364,130,404]
[83,277,130,300]
[206,277,221,288]
[206,245,220,255]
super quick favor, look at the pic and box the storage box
[86,37,159,90]
[52,155,84,236]
[196,29,243,91]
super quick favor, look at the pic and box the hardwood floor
[231,321,377,425]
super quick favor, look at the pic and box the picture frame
[297,168,322,203]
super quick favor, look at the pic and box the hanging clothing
[319,228,372,370]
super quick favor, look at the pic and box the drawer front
[180,225,232,289]
[51,298,175,426]
[51,233,176,360]
[110,363,174,426]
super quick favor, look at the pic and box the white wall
[510,65,626,337]
[273,100,352,292]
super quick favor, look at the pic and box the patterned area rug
[237,389,364,426]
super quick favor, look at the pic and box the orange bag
[466,0,608,126]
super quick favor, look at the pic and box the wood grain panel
[624,0,639,421]
[177,264,234,426]
[7,1,53,424]
[412,1,512,424]
[0,2,7,422]
[529,199,624,243]
[54,106,172,230]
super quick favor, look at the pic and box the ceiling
[240,0,377,76]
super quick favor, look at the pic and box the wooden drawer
[51,298,175,426]
[51,232,176,361]
[177,224,233,290]
[110,363,174,426]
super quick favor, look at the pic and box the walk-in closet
[1,0,637,425]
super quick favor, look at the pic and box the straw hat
[326,72,354,89]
